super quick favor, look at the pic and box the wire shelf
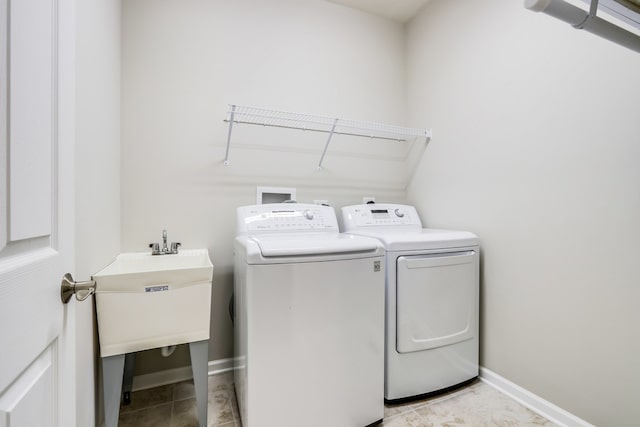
[222,104,432,168]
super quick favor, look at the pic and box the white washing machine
[341,204,479,402]
[234,203,385,427]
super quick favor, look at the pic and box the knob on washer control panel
[394,209,405,218]
[304,209,314,220]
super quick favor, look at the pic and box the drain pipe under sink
[161,345,177,357]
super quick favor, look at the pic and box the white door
[0,0,76,426]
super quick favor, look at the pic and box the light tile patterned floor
[381,381,557,426]
[119,373,557,427]
[118,371,237,427]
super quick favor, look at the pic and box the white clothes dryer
[341,204,479,402]
[234,203,385,427]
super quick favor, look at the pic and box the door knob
[61,273,96,304]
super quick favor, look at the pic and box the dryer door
[396,250,478,353]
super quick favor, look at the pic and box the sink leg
[189,340,209,427]
[122,352,136,405]
[102,354,125,427]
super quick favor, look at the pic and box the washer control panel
[237,203,338,234]
[341,204,422,230]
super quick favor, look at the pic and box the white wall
[406,1,640,425]
[76,0,121,425]
[121,0,407,371]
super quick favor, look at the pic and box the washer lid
[345,228,478,251]
[250,233,381,257]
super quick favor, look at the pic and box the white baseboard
[479,367,594,427]
[131,357,235,392]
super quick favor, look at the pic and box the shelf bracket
[224,105,236,166]
[573,0,599,29]
[317,118,338,170]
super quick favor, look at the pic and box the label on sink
[145,284,169,293]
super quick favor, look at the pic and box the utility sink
[93,249,214,357]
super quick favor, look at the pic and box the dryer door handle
[402,250,476,269]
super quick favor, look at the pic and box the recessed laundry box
[93,249,214,357]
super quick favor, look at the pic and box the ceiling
[325,0,431,23]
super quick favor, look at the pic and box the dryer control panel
[237,203,338,234]
[341,204,422,230]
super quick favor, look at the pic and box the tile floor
[118,372,558,427]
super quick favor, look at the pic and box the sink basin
[93,249,214,357]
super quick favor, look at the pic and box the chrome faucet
[162,229,168,253]
[149,229,181,255]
